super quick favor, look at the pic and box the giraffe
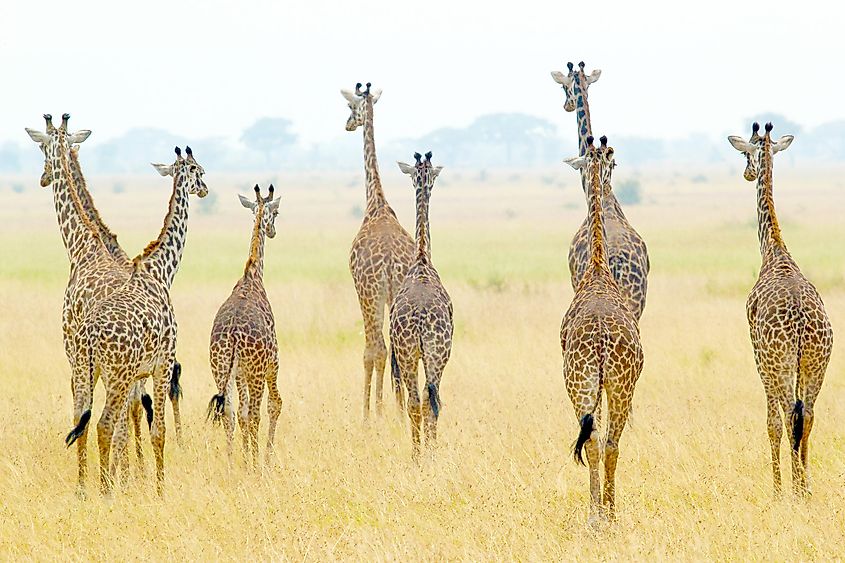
[342,82,415,418]
[60,143,207,495]
[551,61,650,320]
[207,185,282,468]
[561,136,643,524]
[389,151,452,459]
[728,122,832,497]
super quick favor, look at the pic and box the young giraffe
[551,62,650,320]
[342,82,415,417]
[389,152,452,459]
[64,146,208,495]
[207,185,282,468]
[728,122,832,497]
[561,136,643,523]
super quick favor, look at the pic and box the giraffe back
[349,205,415,304]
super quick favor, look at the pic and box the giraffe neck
[586,163,608,271]
[756,149,787,260]
[68,147,129,264]
[244,206,266,280]
[139,170,190,288]
[362,98,387,214]
[49,142,104,265]
[414,184,432,261]
[574,79,593,157]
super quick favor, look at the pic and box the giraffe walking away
[551,62,650,320]
[207,185,282,468]
[342,82,415,418]
[728,122,832,497]
[389,152,452,459]
[62,145,208,495]
[561,136,643,524]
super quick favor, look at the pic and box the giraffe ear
[340,89,357,103]
[267,197,281,212]
[550,71,573,86]
[151,163,173,176]
[68,130,91,144]
[370,89,383,104]
[25,128,50,144]
[431,166,444,179]
[564,156,587,170]
[772,135,794,154]
[397,161,415,175]
[727,136,754,153]
[238,194,257,210]
[586,69,602,84]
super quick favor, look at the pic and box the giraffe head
[728,122,794,182]
[397,151,444,195]
[151,146,209,198]
[239,184,281,238]
[563,135,615,192]
[551,61,601,112]
[341,82,383,131]
[25,114,91,188]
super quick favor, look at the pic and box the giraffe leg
[603,394,632,521]
[799,405,814,496]
[150,364,169,497]
[422,358,445,449]
[129,395,144,475]
[400,360,421,460]
[248,382,264,471]
[70,372,92,496]
[779,395,805,499]
[170,362,183,446]
[265,362,282,465]
[237,373,251,463]
[111,394,133,488]
[766,398,783,497]
[97,379,130,496]
[223,375,237,464]
[360,295,386,419]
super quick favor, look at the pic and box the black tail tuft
[390,346,401,395]
[169,361,183,401]
[792,400,805,452]
[65,410,91,447]
[572,413,594,466]
[427,383,440,418]
[207,394,225,425]
[141,393,153,429]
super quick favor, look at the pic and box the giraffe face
[239,189,281,238]
[151,147,208,197]
[728,123,794,182]
[551,62,601,113]
[25,114,91,188]
[341,84,382,131]
[564,136,615,194]
[397,151,443,196]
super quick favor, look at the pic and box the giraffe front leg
[360,299,383,420]
[150,365,169,497]
[766,399,783,497]
[97,380,129,496]
[265,362,282,466]
[111,394,133,489]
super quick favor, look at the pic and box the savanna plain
[2,166,845,560]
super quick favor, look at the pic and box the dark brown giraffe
[342,82,415,417]
[728,122,833,497]
[208,185,282,468]
[551,61,650,320]
[561,136,643,524]
[389,151,452,459]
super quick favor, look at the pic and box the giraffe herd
[23,64,832,524]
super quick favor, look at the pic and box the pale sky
[1,0,841,147]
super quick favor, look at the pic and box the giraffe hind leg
[169,361,183,445]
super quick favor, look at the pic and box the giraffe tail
[573,413,594,466]
[390,343,405,411]
[791,298,806,453]
[207,394,226,425]
[170,361,183,401]
[791,400,805,452]
[65,410,92,447]
[141,393,153,429]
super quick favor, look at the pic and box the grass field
[2,167,845,559]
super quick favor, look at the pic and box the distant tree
[241,118,297,166]
[615,179,642,205]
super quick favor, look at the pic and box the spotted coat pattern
[552,62,650,320]
[390,153,452,459]
[343,84,415,417]
[209,187,282,467]
[561,138,643,522]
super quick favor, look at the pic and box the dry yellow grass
[1,169,845,559]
